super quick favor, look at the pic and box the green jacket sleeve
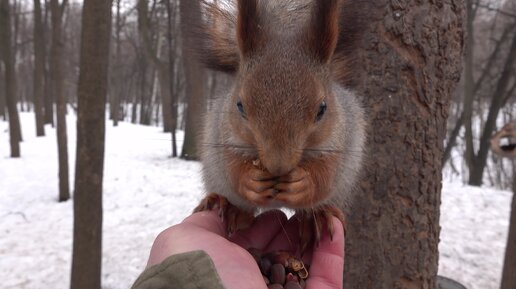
[131,250,226,289]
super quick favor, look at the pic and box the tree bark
[51,0,70,202]
[0,0,22,158]
[70,0,112,288]
[43,0,54,126]
[33,0,46,137]
[111,0,122,127]
[463,0,475,174]
[343,1,464,288]
[166,0,178,157]
[138,56,152,125]
[0,60,6,120]
[501,168,516,289]
[179,0,206,160]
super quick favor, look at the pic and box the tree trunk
[0,0,22,158]
[112,0,121,127]
[463,0,475,174]
[343,1,464,288]
[501,166,516,289]
[44,0,54,126]
[139,58,151,125]
[0,61,6,120]
[33,0,46,137]
[179,0,206,160]
[443,112,464,166]
[166,0,178,157]
[51,0,70,202]
[137,0,173,132]
[70,0,112,288]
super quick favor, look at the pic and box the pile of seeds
[248,248,309,289]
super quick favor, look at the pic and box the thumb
[182,209,227,237]
[306,216,345,289]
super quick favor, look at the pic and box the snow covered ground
[0,112,512,289]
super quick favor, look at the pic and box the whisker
[200,142,255,150]
[276,212,294,251]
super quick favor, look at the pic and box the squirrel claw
[193,193,227,216]
[296,206,346,254]
[194,193,254,236]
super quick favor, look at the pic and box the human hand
[146,209,345,289]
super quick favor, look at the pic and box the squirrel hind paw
[193,193,254,235]
[297,206,346,254]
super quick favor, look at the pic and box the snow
[0,112,512,289]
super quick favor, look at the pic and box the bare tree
[0,0,22,157]
[179,0,206,160]
[137,0,174,132]
[33,0,46,136]
[43,0,54,126]
[50,0,70,201]
[70,0,112,288]
[343,0,464,288]
[166,0,178,157]
[467,33,516,185]
[111,0,122,126]
[443,2,516,186]
[0,57,6,120]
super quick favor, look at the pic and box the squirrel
[192,0,366,251]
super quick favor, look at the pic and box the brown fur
[198,0,367,214]
[305,0,342,63]
[236,0,265,57]
[193,0,368,85]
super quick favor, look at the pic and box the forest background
[0,0,515,289]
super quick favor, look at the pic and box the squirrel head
[222,0,342,176]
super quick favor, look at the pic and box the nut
[288,257,304,272]
[271,263,286,285]
[260,258,272,275]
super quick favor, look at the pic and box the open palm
[146,210,345,289]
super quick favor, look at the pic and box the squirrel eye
[237,100,246,119]
[316,101,327,122]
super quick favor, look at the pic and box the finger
[248,179,277,192]
[230,210,288,249]
[306,216,344,289]
[181,209,227,237]
[275,180,306,194]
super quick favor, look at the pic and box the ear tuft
[185,1,239,73]
[306,0,342,63]
[237,0,263,58]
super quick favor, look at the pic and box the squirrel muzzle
[259,144,302,177]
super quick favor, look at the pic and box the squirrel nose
[258,140,302,177]
[260,150,300,177]
[266,163,293,177]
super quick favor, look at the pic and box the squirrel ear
[305,0,341,63]
[237,0,263,58]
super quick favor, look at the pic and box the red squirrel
[193,0,366,250]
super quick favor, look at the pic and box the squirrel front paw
[236,163,279,205]
[193,193,255,235]
[273,167,316,205]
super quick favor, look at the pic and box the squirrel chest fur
[194,0,366,243]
